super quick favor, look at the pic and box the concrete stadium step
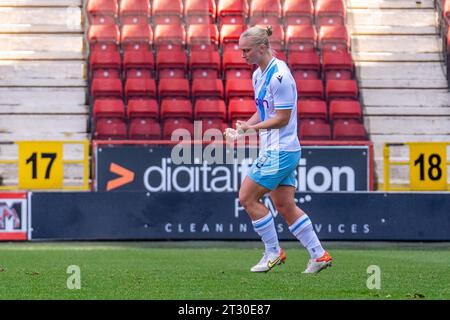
[346,0,435,9]
[351,35,442,53]
[356,62,448,88]
[364,106,450,116]
[348,25,438,35]
[0,104,88,114]
[0,87,86,108]
[352,52,443,62]
[361,89,450,108]
[0,115,88,140]
[0,60,87,86]
[0,7,82,33]
[0,34,84,60]
[347,9,437,28]
[371,135,450,160]
[364,116,450,135]
[0,0,81,6]
[0,142,86,159]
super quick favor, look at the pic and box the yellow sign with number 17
[18,142,63,189]
[409,142,447,191]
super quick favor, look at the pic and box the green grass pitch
[0,241,449,300]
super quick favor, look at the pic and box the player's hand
[223,127,239,143]
[236,120,250,134]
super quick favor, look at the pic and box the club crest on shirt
[276,75,283,83]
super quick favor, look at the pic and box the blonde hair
[240,25,275,56]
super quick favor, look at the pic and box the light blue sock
[252,212,280,254]
[289,214,324,259]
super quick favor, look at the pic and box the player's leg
[269,185,332,274]
[240,173,285,272]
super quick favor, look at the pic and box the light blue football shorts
[247,150,301,191]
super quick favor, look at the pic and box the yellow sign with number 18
[409,142,447,191]
[18,142,63,189]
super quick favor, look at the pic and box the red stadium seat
[163,118,194,140]
[93,98,125,119]
[91,78,123,99]
[318,25,349,52]
[89,49,121,77]
[120,24,153,52]
[124,78,156,100]
[94,118,127,140]
[254,24,285,51]
[249,0,282,25]
[154,24,186,51]
[152,0,183,24]
[189,51,220,72]
[222,51,252,79]
[88,25,120,51]
[228,97,256,121]
[445,0,450,24]
[201,118,228,135]
[86,0,118,24]
[332,120,367,141]
[91,68,121,79]
[160,98,193,120]
[226,79,253,100]
[184,0,216,24]
[187,24,219,51]
[295,79,324,100]
[297,100,327,121]
[127,98,159,120]
[225,69,253,80]
[220,24,247,52]
[123,51,155,78]
[283,0,314,26]
[191,69,220,79]
[119,0,151,25]
[123,50,154,75]
[285,25,317,52]
[189,50,221,79]
[326,79,358,101]
[216,0,249,26]
[192,79,224,100]
[329,100,362,122]
[322,51,354,80]
[158,78,190,99]
[288,51,320,79]
[128,118,162,140]
[315,0,346,27]
[299,119,331,140]
[275,51,287,62]
[125,69,153,79]
[194,99,227,120]
[156,50,187,79]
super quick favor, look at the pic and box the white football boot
[250,248,286,273]
[302,251,332,274]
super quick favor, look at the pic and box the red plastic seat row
[297,100,362,122]
[90,78,255,101]
[295,79,358,101]
[92,95,257,122]
[87,0,346,27]
[299,119,367,141]
[288,51,353,80]
[87,0,184,25]
[95,118,367,142]
[94,117,232,140]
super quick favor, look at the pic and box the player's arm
[239,109,290,131]
[243,111,261,126]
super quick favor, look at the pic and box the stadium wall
[27,192,450,241]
